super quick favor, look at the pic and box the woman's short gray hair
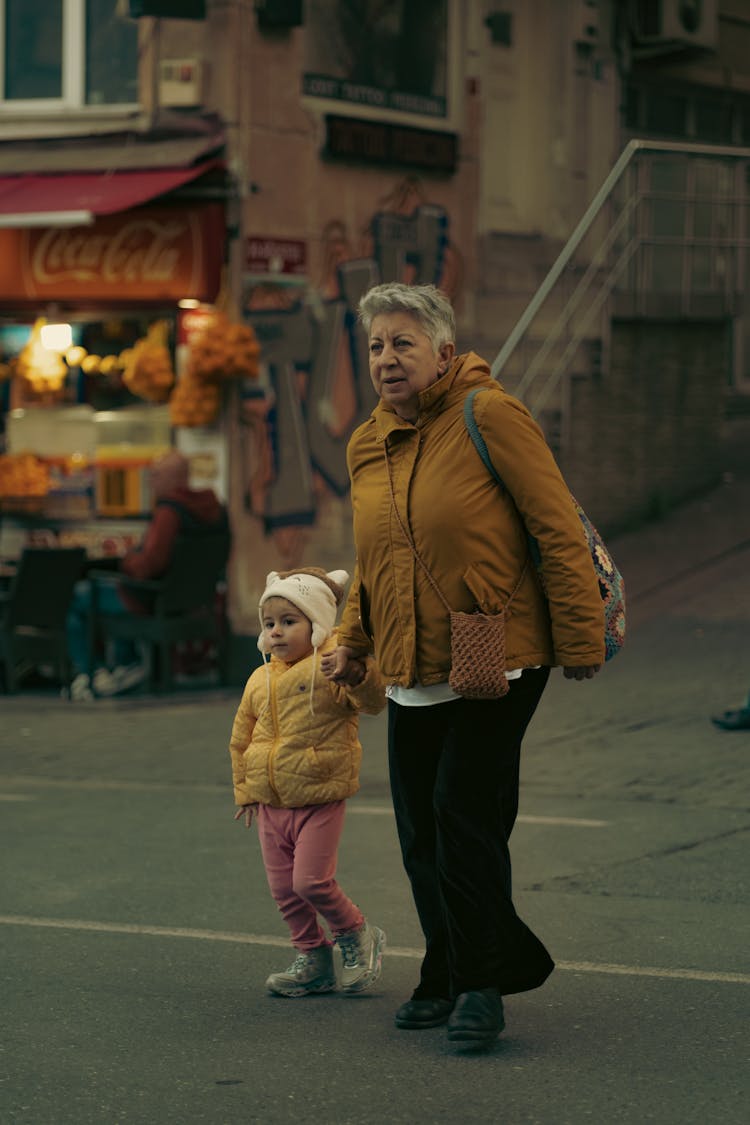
[358,283,456,350]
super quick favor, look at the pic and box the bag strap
[383,446,454,614]
[382,443,526,616]
[463,388,505,489]
[463,388,542,569]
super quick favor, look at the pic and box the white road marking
[0,914,745,985]
[0,781,608,827]
[517,814,608,828]
[349,807,608,827]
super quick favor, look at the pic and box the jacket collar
[372,351,493,442]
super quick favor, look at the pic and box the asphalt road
[1,477,749,1124]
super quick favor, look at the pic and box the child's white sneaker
[265,944,336,997]
[336,921,386,993]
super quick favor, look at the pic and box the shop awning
[0,159,223,228]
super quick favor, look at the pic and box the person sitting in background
[66,450,229,700]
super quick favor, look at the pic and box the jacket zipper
[266,674,281,803]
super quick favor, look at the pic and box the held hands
[233,804,256,828]
[321,645,367,687]
[563,664,602,681]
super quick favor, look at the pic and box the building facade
[1,0,748,646]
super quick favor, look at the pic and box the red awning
[0,160,223,227]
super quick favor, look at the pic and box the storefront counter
[0,513,148,563]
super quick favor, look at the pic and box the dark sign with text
[325,116,457,175]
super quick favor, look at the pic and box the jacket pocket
[302,745,335,781]
[461,563,511,615]
[358,581,374,641]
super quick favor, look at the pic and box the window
[0,0,138,108]
[302,0,460,129]
[625,80,750,147]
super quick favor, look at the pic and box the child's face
[261,597,313,664]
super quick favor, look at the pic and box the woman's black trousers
[387,667,554,999]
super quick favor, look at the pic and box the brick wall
[560,320,729,534]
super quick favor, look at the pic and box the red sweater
[119,486,228,612]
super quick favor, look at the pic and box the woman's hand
[233,804,256,828]
[321,645,367,686]
[563,664,602,681]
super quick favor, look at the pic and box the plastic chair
[0,546,87,692]
[87,531,230,693]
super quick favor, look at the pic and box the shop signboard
[244,236,307,277]
[0,203,224,303]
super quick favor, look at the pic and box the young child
[229,566,386,997]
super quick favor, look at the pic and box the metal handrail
[529,236,640,416]
[490,137,750,382]
[514,193,639,401]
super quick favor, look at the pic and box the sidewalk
[610,419,750,627]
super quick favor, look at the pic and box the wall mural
[239,178,463,580]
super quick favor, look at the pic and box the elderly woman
[323,282,604,1050]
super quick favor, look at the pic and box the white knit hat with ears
[257,568,350,654]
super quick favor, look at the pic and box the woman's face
[367,311,454,422]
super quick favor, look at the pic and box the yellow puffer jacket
[337,352,605,685]
[229,634,385,808]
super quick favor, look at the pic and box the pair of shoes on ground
[66,664,147,701]
[266,921,385,998]
[711,707,750,731]
[396,987,505,1050]
[92,664,147,696]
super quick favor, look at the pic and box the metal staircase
[489,139,750,433]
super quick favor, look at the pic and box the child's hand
[322,646,366,685]
[233,804,256,828]
[321,646,351,679]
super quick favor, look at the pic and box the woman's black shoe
[395,997,454,1029]
[446,988,505,1048]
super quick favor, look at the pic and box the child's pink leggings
[255,800,364,951]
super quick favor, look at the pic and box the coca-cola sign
[31,219,186,286]
[0,203,224,302]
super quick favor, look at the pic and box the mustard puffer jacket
[337,352,606,685]
[229,634,385,808]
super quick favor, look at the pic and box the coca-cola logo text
[31,219,186,286]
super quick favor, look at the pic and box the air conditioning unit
[118,1,206,19]
[159,58,204,107]
[631,0,719,50]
